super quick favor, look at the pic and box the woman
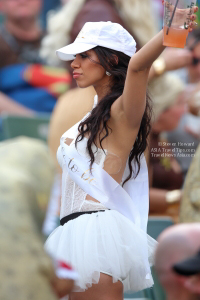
[45,15,197,300]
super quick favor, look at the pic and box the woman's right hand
[162,0,198,32]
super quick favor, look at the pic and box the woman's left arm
[118,29,165,128]
[117,7,197,129]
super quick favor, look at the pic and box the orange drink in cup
[163,25,188,47]
[163,0,196,48]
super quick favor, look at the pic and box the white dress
[45,96,157,293]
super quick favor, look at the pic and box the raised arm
[117,5,198,129]
[130,30,165,73]
[118,30,165,128]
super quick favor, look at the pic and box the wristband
[152,57,166,76]
[165,190,182,203]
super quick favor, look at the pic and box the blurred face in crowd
[188,42,200,83]
[155,225,200,300]
[1,0,42,21]
[71,50,110,90]
[152,100,186,133]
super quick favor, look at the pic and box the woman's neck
[94,81,112,102]
[5,19,41,42]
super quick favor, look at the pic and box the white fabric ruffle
[45,210,157,293]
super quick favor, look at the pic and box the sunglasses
[192,57,200,66]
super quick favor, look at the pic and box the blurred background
[0,1,199,300]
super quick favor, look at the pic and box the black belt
[60,210,106,226]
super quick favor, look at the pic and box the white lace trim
[59,135,108,219]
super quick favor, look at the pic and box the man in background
[167,29,200,180]
[0,0,43,67]
[0,0,70,116]
[155,224,200,300]
[0,0,43,116]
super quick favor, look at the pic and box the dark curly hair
[75,46,152,185]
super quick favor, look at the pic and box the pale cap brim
[56,42,97,61]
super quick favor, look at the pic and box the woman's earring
[106,71,111,76]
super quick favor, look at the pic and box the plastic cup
[163,0,197,48]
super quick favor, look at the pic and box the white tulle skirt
[45,210,157,293]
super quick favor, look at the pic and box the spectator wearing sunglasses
[155,224,200,300]
[165,29,200,182]
[187,28,200,84]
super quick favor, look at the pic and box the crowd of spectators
[0,0,70,117]
[0,0,200,299]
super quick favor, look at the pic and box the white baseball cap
[56,21,136,61]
